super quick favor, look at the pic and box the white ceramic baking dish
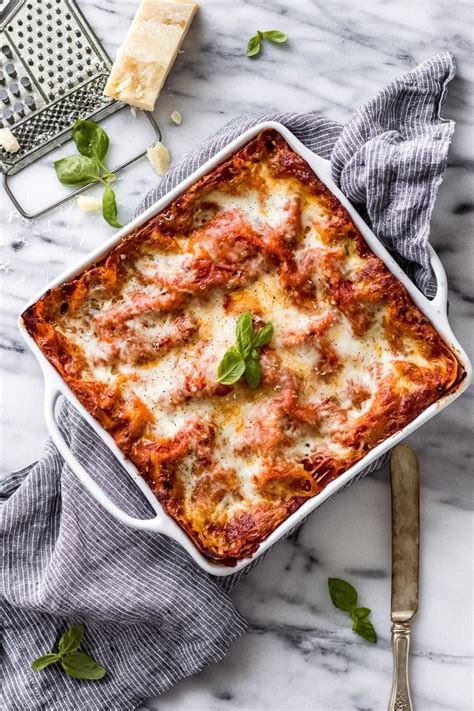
[19,121,472,576]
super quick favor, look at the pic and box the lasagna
[22,129,461,565]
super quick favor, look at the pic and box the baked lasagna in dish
[23,129,461,565]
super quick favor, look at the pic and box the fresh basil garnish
[253,322,273,348]
[54,156,100,186]
[246,29,288,57]
[61,652,106,681]
[262,30,288,43]
[244,355,262,389]
[328,577,358,612]
[217,347,246,385]
[328,578,378,644]
[72,119,109,164]
[352,617,377,644]
[247,34,262,57]
[54,119,121,228]
[31,623,107,681]
[217,312,273,389]
[58,623,84,655]
[102,185,122,228]
[352,606,371,620]
[31,653,60,670]
[236,312,255,358]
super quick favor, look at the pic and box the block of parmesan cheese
[104,0,198,111]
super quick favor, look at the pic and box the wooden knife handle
[388,621,413,711]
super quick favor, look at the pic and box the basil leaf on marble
[54,155,100,186]
[328,577,358,612]
[102,185,122,228]
[58,624,84,656]
[262,30,288,43]
[352,617,377,644]
[351,607,371,620]
[61,652,107,680]
[54,120,122,227]
[328,578,378,644]
[246,34,262,57]
[72,119,109,163]
[31,653,60,670]
[246,30,288,57]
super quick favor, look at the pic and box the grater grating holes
[0,0,118,174]
[7,75,111,157]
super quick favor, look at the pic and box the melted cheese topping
[23,130,460,565]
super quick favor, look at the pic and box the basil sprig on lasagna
[217,312,273,389]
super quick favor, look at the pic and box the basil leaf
[31,653,60,670]
[58,624,84,656]
[244,356,262,389]
[328,578,377,644]
[218,314,274,389]
[352,618,377,644]
[247,34,262,57]
[61,651,106,680]
[102,186,122,228]
[262,30,288,43]
[328,577,357,612]
[217,347,245,385]
[236,312,254,357]
[54,156,100,186]
[72,119,109,163]
[253,322,273,348]
[352,607,371,621]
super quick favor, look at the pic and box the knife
[388,444,420,711]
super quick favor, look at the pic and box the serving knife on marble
[388,444,420,711]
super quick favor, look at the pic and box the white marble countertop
[1,1,473,710]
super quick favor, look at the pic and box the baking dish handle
[44,386,167,532]
[427,244,449,320]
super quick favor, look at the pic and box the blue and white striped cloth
[1,52,455,711]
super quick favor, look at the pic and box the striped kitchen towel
[1,52,455,711]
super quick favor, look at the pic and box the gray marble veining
[0,1,472,710]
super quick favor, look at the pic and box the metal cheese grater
[0,0,160,218]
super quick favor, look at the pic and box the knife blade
[388,443,420,711]
[391,444,420,621]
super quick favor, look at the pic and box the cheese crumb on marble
[77,195,102,212]
[170,110,182,125]
[0,128,20,153]
[103,0,199,111]
[146,141,170,176]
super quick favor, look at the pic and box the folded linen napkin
[1,51,455,711]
